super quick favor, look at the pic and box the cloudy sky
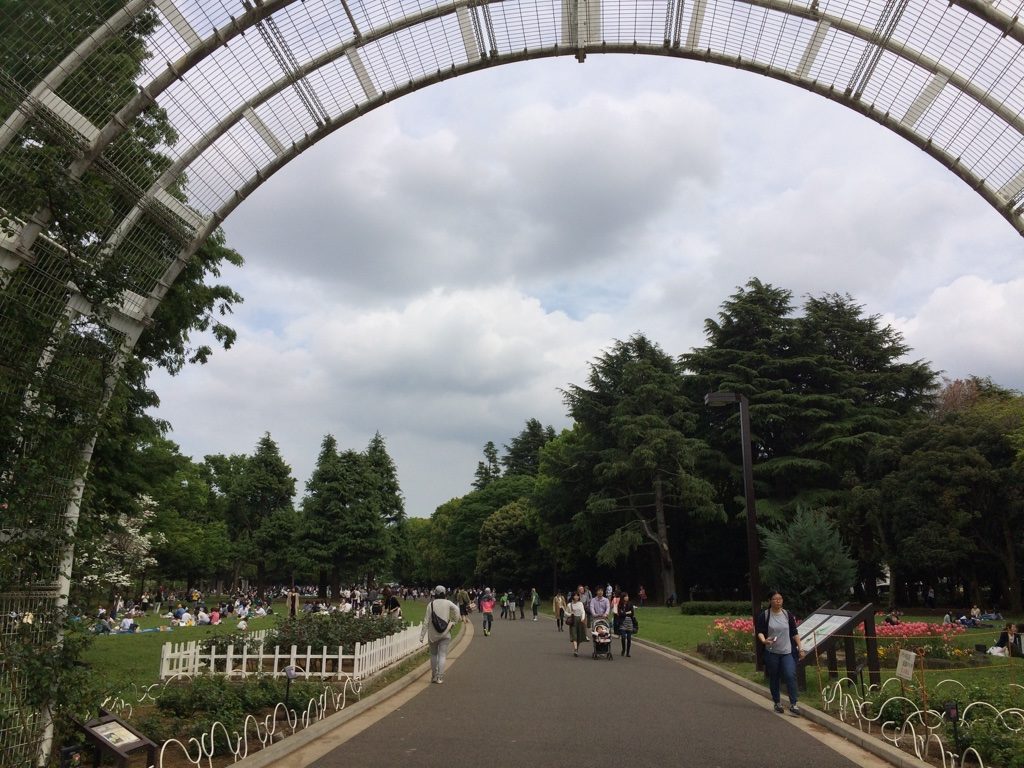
[148,55,1024,518]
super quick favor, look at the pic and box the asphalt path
[307,613,870,768]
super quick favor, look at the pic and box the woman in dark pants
[755,590,806,716]
[616,592,638,657]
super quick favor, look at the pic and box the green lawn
[81,598,431,690]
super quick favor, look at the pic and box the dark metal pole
[738,395,763,671]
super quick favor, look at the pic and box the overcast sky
[148,55,1024,518]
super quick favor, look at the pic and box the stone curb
[633,638,924,768]
[235,625,466,768]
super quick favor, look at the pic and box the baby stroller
[591,618,614,660]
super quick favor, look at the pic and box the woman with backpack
[754,590,806,716]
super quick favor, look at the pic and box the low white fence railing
[159,623,424,681]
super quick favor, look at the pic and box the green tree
[760,506,857,614]
[209,434,295,592]
[873,379,1024,609]
[564,334,723,600]
[431,475,536,584]
[302,435,391,594]
[533,426,602,585]
[333,448,389,588]
[473,441,501,490]
[475,500,546,587]
[501,418,557,477]
[365,432,405,579]
[681,280,937,599]
[395,517,438,585]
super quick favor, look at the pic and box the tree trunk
[330,566,340,601]
[653,479,676,603]
[1003,519,1021,612]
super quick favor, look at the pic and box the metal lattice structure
[2,0,1024,763]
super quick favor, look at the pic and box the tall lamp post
[704,391,763,670]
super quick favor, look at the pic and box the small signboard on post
[895,649,918,680]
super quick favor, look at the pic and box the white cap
[434,585,446,596]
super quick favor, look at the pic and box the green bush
[680,601,756,615]
[135,675,330,756]
[269,613,405,650]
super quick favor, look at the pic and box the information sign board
[800,615,849,652]
[796,613,831,640]
[92,721,140,748]
[896,649,917,680]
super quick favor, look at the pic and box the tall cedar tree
[502,418,557,476]
[563,334,722,601]
[473,441,501,489]
[681,280,936,599]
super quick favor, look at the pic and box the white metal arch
[5,0,1024,330]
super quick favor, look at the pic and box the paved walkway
[281,613,894,768]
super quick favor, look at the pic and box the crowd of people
[87,583,429,634]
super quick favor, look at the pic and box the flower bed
[702,617,972,665]
[861,621,969,662]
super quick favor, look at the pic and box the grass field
[81,598,430,690]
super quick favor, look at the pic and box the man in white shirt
[197,609,211,625]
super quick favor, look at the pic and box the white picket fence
[159,623,424,681]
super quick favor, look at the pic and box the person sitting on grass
[988,623,1016,656]
[119,616,138,633]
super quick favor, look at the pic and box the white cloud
[893,276,1024,386]
[153,56,1024,518]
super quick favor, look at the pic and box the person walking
[566,592,587,656]
[531,588,540,621]
[588,588,610,623]
[480,588,496,636]
[552,592,567,631]
[421,586,459,684]
[755,590,805,716]
[616,592,638,657]
[456,587,471,622]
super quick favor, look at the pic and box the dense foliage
[401,279,1022,617]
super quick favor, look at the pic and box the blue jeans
[765,651,798,706]
[483,612,493,631]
